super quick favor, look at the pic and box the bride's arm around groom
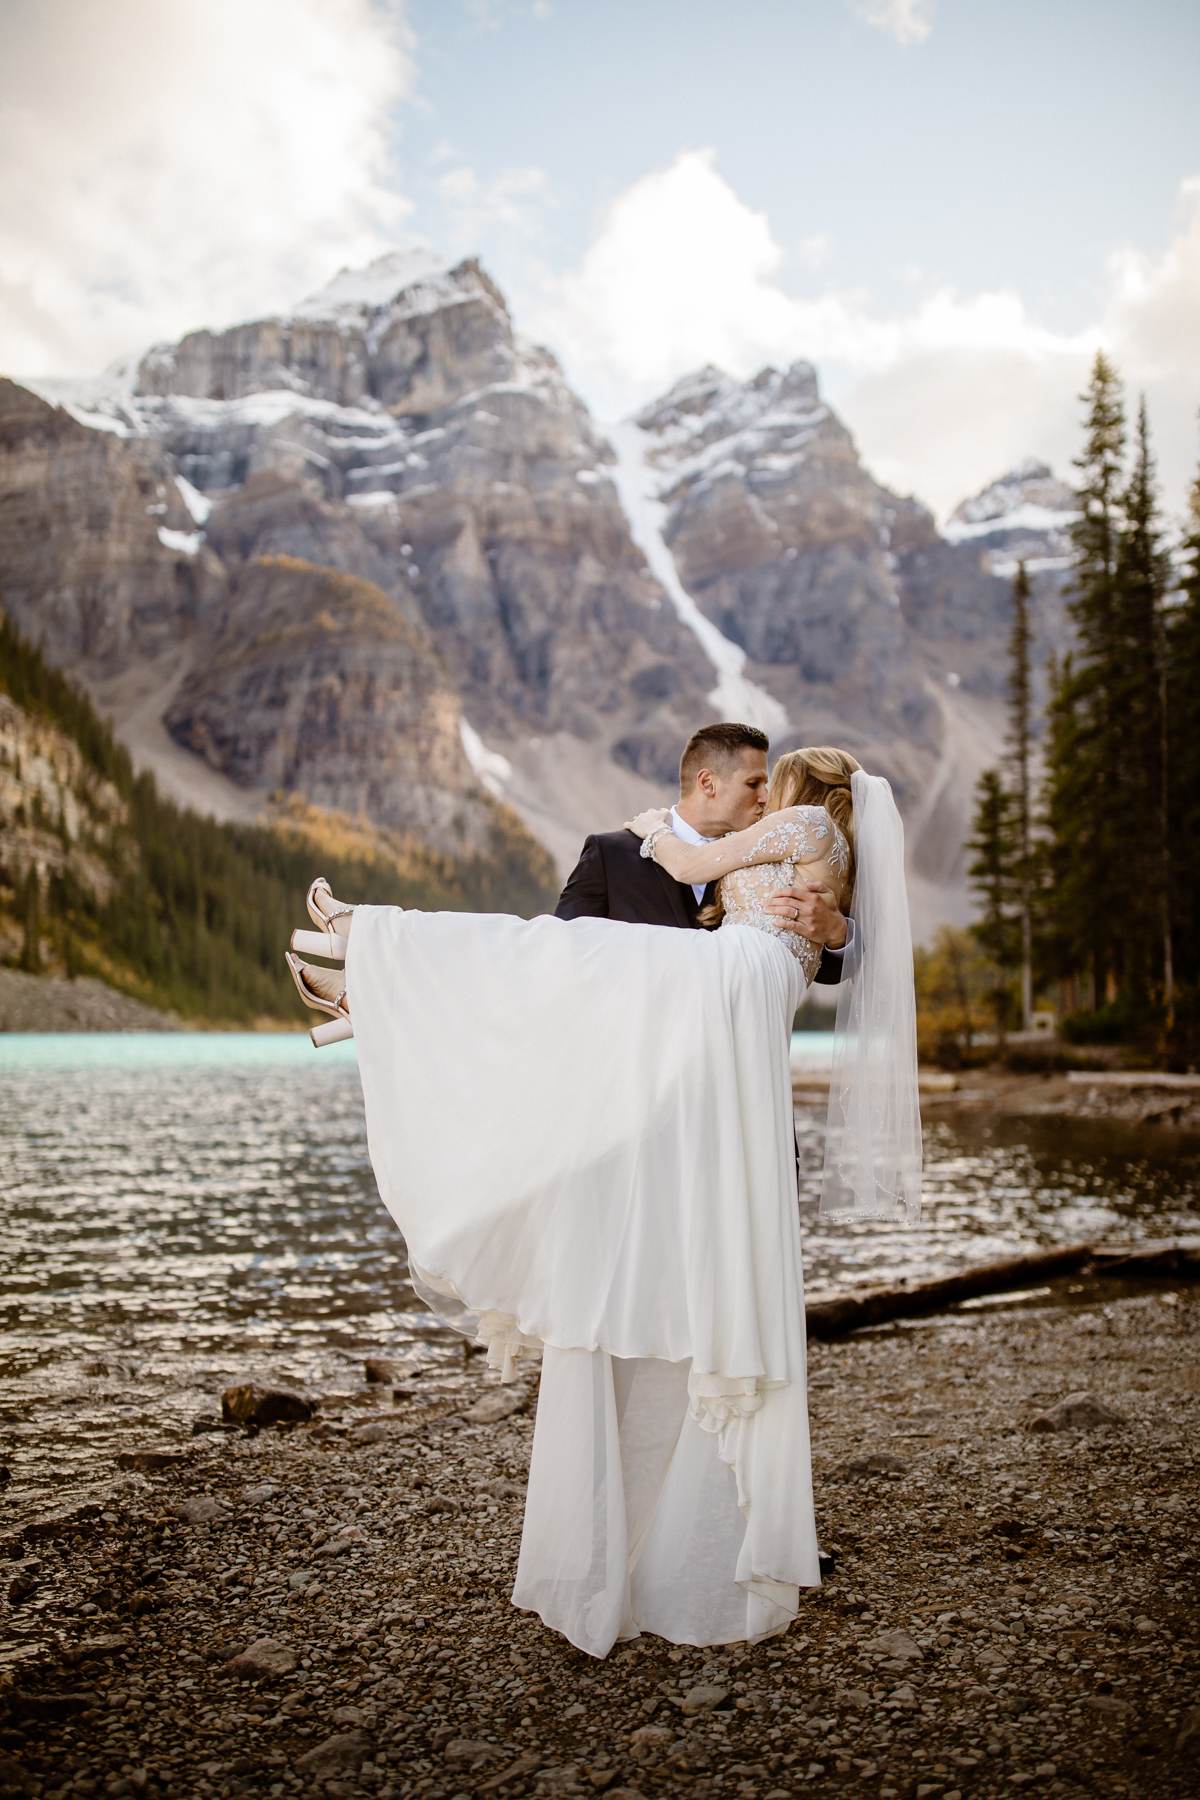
[553,722,854,981]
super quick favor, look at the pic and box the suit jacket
[554,828,845,985]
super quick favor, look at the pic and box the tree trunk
[1020,903,1033,1032]
[804,1238,1199,1339]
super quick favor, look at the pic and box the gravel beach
[2,1286,1197,1800]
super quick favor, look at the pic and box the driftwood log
[805,1237,1200,1339]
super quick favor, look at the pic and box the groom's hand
[764,883,848,948]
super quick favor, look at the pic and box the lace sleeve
[651,806,838,885]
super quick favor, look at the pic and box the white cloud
[527,150,799,399]
[528,149,1199,526]
[1103,174,1200,384]
[0,0,415,376]
[850,0,935,45]
[436,163,552,250]
[794,232,834,272]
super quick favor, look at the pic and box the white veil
[819,770,923,1222]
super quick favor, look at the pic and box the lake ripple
[2,1032,1196,1523]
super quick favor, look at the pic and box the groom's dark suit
[555,828,846,984]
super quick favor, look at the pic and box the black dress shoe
[818,1548,838,1578]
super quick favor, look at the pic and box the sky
[1,0,1197,524]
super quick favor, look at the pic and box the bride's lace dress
[345,805,847,1657]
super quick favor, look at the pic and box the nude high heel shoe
[284,951,354,1049]
[289,877,354,962]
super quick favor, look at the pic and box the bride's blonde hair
[767,746,861,882]
[697,744,861,930]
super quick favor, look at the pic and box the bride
[286,748,921,1658]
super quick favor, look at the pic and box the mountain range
[2,247,1082,936]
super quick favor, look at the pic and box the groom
[555,721,852,977]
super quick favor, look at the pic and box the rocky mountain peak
[635,359,823,446]
[293,245,460,319]
[943,458,1079,579]
[945,459,1078,537]
[3,250,1087,936]
[133,252,516,414]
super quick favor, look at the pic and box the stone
[461,1389,527,1425]
[224,1638,298,1679]
[0,1750,32,1793]
[220,1384,314,1427]
[1176,1707,1200,1758]
[443,1739,505,1766]
[116,1450,188,1472]
[296,1730,373,1777]
[242,1481,279,1503]
[63,1635,128,1666]
[678,1685,730,1714]
[1027,1393,1124,1432]
[842,1453,907,1478]
[629,1727,673,1749]
[351,1422,397,1445]
[862,1629,924,1663]
[331,1705,368,1727]
[364,1358,399,1384]
[423,1494,460,1514]
[176,1496,227,1524]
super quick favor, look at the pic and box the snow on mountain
[4,251,1092,933]
[635,362,830,499]
[174,474,212,525]
[293,245,457,319]
[605,415,789,736]
[944,459,1079,578]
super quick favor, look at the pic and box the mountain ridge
[6,251,1083,934]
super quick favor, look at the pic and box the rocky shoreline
[917,1068,1200,1134]
[2,1288,1197,1799]
[0,970,180,1035]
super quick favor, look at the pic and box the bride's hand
[624,806,670,839]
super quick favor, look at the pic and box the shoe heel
[311,1017,354,1048]
[290,927,349,960]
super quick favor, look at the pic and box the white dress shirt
[668,803,854,957]
[668,805,713,906]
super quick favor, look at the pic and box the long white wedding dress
[345,806,850,1658]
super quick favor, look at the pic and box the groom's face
[704,748,770,835]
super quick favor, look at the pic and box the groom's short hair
[680,722,770,790]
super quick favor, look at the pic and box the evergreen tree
[1064,350,1127,1003]
[967,768,1020,1042]
[1114,394,1174,1019]
[1037,655,1087,1014]
[0,606,558,1021]
[1166,425,1200,1046]
[1005,561,1036,1028]
[19,869,41,975]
